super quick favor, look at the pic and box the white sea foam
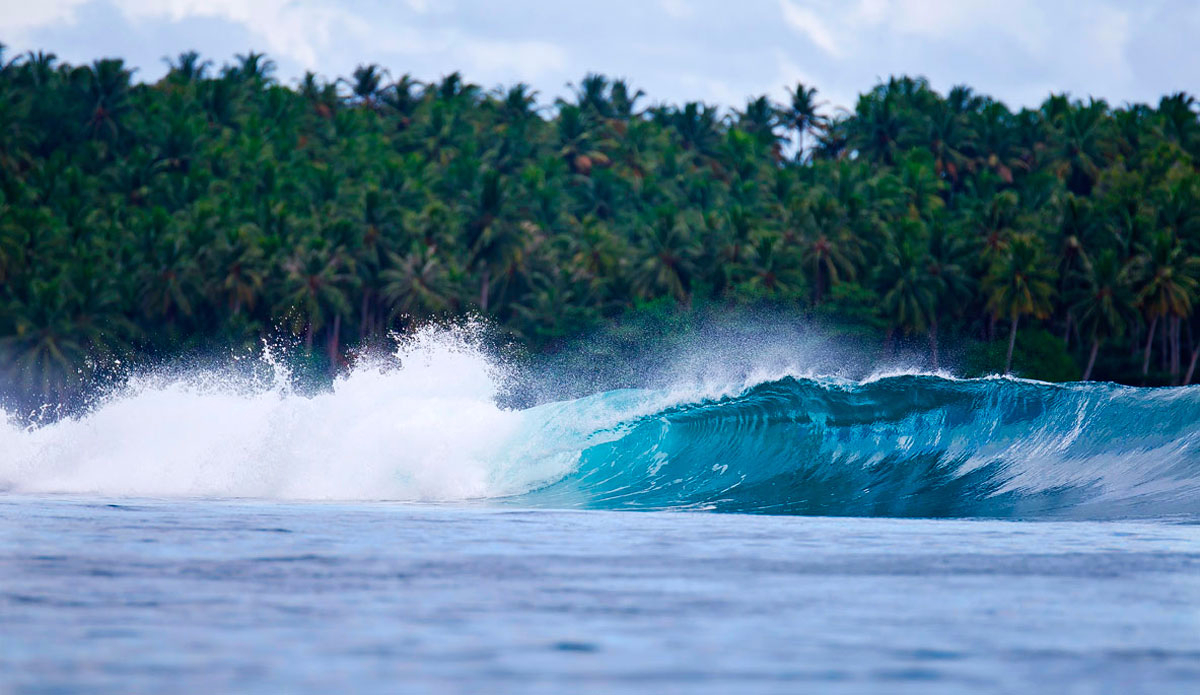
[0,325,584,501]
[0,322,808,501]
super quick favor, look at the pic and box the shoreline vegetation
[2,46,1200,411]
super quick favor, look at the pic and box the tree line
[2,45,1200,409]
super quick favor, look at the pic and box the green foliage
[1,48,1200,408]
[813,283,886,339]
[963,329,1081,382]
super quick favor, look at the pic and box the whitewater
[4,325,1200,693]
[3,325,1200,520]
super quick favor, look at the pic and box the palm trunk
[1185,344,1200,385]
[1005,314,1019,375]
[1083,337,1100,381]
[1188,319,1196,365]
[480,268,490,312]
[360,291,370,339]
[1171,316,1181,380]
[1062,313,1072,348]
[1160,317,1168,373]
[328,313,341,369]
[1142,315,1159,376]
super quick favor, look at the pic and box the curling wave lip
[516,375,1200,519]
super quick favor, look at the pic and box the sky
[3,0,1199,113]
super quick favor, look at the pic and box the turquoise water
[3,334,1200,691]
[519,375,1200,518]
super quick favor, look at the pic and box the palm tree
[971,99,1026,183]
[204,226,265,316]
[1046,97,1113,195]
[1134,230,1200,379]
[279,245,357,356]
[343,63,387,106]
[609,79,645,120]
[432,71,480,103]
[1158,93,1199,150]
[555,104,612,175]
[849,81,915,166]
[926,91,976,184]
[876,232,940,364]
[736,96,783,149]
[0,276,122,405]
[567,219,628,302]
[510,268,596,346]
[1071,249,1136,380]
[163,51,212,85]
[740,235,805,299]
[631,207,699,302]
[501,83,539,121]
[926,220,973,368]
[897,151,947,219]
[572,73,612,118]
[381,73,422,121]
[75,58,134,142]
[230,51,275,84]
[801,230,858,304]
[138,229,202,327]
[983,234,1056,374]
[785,82,826,162]
[381,243,456,319]
[670,102,721,154]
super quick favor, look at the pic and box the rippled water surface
[3,498,1198,694]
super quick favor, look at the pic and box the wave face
[520,376,1200,519]
[3,328,1200,519]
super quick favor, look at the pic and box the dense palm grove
[2,45,1200,409]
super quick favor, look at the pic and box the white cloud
[871,0,1050,55]
[0,0,89,40]
[1,0,1195,110]
[108,1,371,69]
[778,0,842,57]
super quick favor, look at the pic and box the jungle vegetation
[2,45,1200,408]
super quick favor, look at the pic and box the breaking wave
[3,327,1200,520]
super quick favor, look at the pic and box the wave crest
[4,331,1200,519]
[521,375,1200,519]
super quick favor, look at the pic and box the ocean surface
[3,500,1199,694]
[2,330,1199,692]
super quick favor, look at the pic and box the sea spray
[0,324,567,500]
[4,323,1200,519]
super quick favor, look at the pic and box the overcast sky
[3,0,1199,112]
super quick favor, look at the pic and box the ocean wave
[3,329,1200,519]
[519,375,1200,519]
